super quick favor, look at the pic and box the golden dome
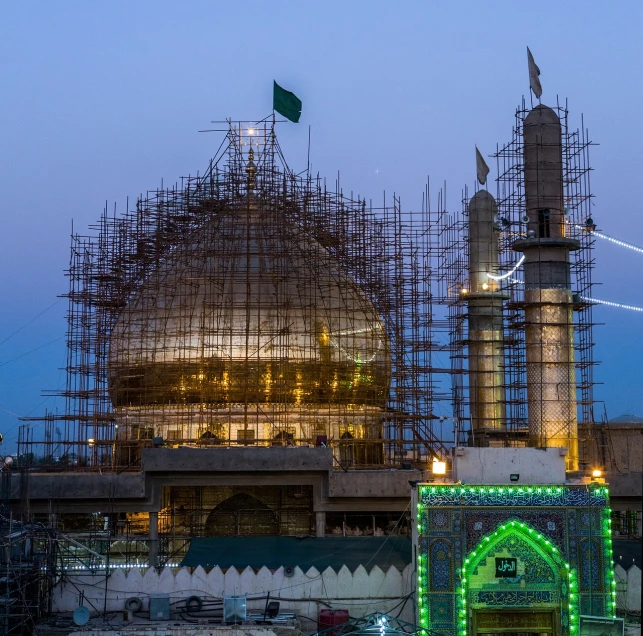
[108,197,390,409]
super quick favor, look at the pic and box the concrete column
[149,511,159,568]
[315,511,326,537]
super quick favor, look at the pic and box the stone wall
[52,564,415,628]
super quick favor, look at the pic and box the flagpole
[307,125,311,180]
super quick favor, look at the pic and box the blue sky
[1,1,642,452]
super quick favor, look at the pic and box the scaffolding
[0,471,57,636]
[18,120,449,470]
[436,99,597,452]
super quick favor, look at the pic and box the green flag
[273,81,302,123]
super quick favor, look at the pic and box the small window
[538,209,551,238]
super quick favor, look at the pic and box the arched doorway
[205,493,278,536]
[459,521,579,636]
[339,431,354,468]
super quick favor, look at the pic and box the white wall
[55,562,640,626]
[53,564,415,628]
[615,564,642,613]
[452,447,567,485]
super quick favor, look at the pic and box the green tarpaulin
[181,536,411,572]
[273,81,302,123]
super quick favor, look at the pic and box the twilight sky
[1,1,642,453]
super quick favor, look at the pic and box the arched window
[205,493,278,536]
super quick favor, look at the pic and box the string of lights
[486,255,526,281]
[574,225,643,255]
[580,296,643,313]
[505,277,643,313]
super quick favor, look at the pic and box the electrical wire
[0,298,62,347]
[0,336,65,368]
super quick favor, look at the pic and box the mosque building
[6,69,639,636]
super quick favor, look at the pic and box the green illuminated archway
[457,521,578,636]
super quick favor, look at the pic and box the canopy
[180,536,411,572]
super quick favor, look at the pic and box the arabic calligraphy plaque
[476,610,554,630]
[495,557,517,577]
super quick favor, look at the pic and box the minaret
[513,105,579,471]
[466,189,508,443]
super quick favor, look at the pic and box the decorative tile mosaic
[420,485,608,508]
[430,540,452,591]
[416,484,615,636]
[464,510,566,552]
[429,597,452,623]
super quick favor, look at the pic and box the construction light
[432,459,447,476]
[482,283,489,291]
[592,469,602,479]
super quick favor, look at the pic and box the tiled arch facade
[415,484,616,636]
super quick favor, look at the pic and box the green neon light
[417,550,429,631]
[602,507,617,617]
[457,521,579,636]
[418,484,610,496]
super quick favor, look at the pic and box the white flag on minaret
[527,46,542,98]
[475,146,489,185]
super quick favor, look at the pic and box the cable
[0,299,62,347]
[0,336,65,368]
[365,504,410,569]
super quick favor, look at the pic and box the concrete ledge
[9,472,145,501]
[608,472,643,498]
[328,469,424,498]
[142,446,334,472]
[514,237,580,252]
